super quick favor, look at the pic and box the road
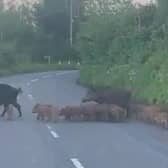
[0,70,168,168]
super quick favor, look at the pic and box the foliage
[33,0,81,61]
[0,0,81,71]
[79,0,168,104]
[0,9,34,66]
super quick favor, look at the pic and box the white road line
[50,130,60,138]
[31,78,39,82]
[42,75,51,79]
[28,94,34,100]
[71,158,85,168]
[56,72,71,76]
[46,124,52,130]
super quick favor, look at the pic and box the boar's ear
[34,103,40,108]
[32,104,39,113]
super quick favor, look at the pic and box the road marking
[28,94,34,100]
[56,72,70,76]
[46,124,52,130]
[71,158,85,168]
[42,75,51,79]
[46,125,60,138]
[50,130,60,138]
[31,78,39,82]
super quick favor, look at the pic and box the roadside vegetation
[78,0,168,104]
[0,0,81,76]
[1,0,168,104]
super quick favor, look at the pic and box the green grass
[79,62,168,104]
[79,64,132,89]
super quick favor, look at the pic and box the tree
[156,0,168,24]
[34,0,69,40]
[77,0,138,64]
[0,7,35,65]
[32,0,82,61]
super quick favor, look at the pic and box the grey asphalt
[0,70,168,168]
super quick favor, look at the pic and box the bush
[79,49,168,104]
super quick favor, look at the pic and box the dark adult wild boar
[0,84,22,117]
[82,88,131,117]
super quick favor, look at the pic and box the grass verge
[79,63,168,104]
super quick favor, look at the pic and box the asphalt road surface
[0,70,168,168]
